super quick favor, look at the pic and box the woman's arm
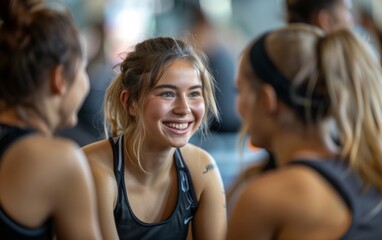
[226,179,277,240]
[83,142,120,240]
[184,146,227,240]
[49,140,102,240]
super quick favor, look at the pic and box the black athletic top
[291,159,382,240]
[110,135,198,240]
[0,123,54,240]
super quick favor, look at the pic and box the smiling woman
[143,59,205,148]
[82,36,227,240]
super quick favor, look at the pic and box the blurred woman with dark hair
[0,0,101,239]
[286,0,354,31]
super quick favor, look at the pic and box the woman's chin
[60,116,78,129]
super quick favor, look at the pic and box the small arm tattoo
[203,163,216,174]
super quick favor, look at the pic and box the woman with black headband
[226,23,382,239]
[227,0,355,209]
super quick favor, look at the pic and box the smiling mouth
[163,122,189,130]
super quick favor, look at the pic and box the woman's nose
[173,95,191,115]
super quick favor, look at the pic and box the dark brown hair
[0,0,83,106]
[286,0,341,24]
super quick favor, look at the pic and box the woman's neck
[271,127,339,166]
[0,106,53,136]
[125,145,176,186]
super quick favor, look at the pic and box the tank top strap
[290,159,354,209]
[174,148,186,170]
[0,123,34,158]
[109,135,125,192]
[0,124,53,239]
[289,159,382,239]
[174,148,198,211]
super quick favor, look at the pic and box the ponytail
[0,0,42,53]
[0,0,41,27]
[318,29,382,191]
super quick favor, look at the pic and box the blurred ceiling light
[105,0,154,62]
[200,0,232,23]
[114,9,147,40]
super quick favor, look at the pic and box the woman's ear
[129,102,137,117]
[260,84,277,114]
[51,65,67,95]
[120,90,136,116]
[314,9,333,32]
[120,90,128,112]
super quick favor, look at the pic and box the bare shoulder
[82,139,115,182]
[82,139,113,166]
[82,139,118,204]
[4,135,87,175]
[179,143,223,198]
[241,166,320,205]
[179,143,217,177]
[0,135,92,207]
[235,165,350,226]
[180,143,216,173]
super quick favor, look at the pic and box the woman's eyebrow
[153,84,202,90]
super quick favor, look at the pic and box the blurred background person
[358,0,382,64]
[181,2,240,133]
[286,0,354,31]
[0,0,101,239]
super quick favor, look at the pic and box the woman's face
[142,59,205,149]
[58,59,90,128]
[236,54,273,148]
[236,55,257,127]
[329,0,354,30]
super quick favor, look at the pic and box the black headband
[249,33,328,120]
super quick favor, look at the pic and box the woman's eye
[189,91,202,97]
[161,92,175,97]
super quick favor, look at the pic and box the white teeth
[165,123,188,130]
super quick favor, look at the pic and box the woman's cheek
[195,100,206,121]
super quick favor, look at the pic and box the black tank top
[291,159,382,240]
[0,123,54,240]
[110,135,198,240]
